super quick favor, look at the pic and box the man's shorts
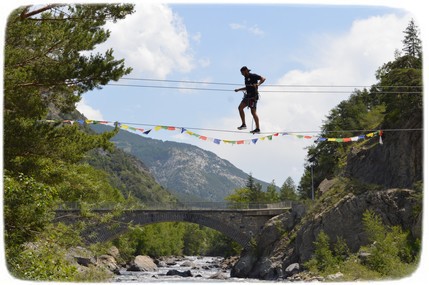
[241,95,258,109]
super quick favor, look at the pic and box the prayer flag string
[44,119,384,145]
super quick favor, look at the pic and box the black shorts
[241,95,258,109]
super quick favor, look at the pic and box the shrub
[361,210,416,277]
[305,230,338,273]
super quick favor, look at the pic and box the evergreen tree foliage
[4,4,133,175]
[246,174,265,202]
[280,176,298,201]
[304,231,338,272]
[266,180,280,202]
[401,19,422,58]
[225,174,283,204]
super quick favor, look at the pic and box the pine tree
[402,19,422,58]
[4,4,134,175]
[280,177,298,201]
[246,174,264,202]
[266,180,280,202]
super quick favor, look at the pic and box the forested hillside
[85,147,176,203]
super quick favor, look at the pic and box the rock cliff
[345,114,422,188]
[231,188,421,280]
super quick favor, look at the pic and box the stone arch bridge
[55,201,292,248]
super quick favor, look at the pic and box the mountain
[85,147,177,204]
[91,124,273,202]
[47,108,177,204]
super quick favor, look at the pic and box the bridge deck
[56,201,292,211]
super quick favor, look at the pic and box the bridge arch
[55,202,291,249]
[86,211,251,247]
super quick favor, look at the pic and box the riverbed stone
[66,246,96,267]
[127,255,158,272]
[284,263,300,277]
[166,269,193,277]
[209,271,227,280]
[107,246,120,259]
[97,254,120,274]
[181,260,195,267]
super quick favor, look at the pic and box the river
[111,256,260,283]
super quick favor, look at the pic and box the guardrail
[56,200,293,211]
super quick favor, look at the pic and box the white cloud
[97,3,195,78]
[76,98,104,120]
[229,22,264,36]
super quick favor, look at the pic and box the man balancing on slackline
[234,66,266,134]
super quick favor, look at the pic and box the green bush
[305,210,419,280]
[304,231,339,273]
[361,210,417,277]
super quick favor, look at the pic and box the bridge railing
[56,200,293,211]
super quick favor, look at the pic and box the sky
[71,1,418,186]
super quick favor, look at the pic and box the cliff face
[231,188,421,280]
[345,114,422,188]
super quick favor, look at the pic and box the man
[234,66,266,133]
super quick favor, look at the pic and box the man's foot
[237,124,247,130]
[250,128,260,134]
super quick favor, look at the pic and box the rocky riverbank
[66,246,241,282]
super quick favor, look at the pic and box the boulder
[209,271,227,280]
[180,260,195,267]
[166,269,193,277]
[107,246,120,259]
[66,246,96,267]
[327,272,344,280]
[97,254,120,274]
[284,263,300,277]
[127,255,157,272]
[317,178,336,197]
[75,256,96,267]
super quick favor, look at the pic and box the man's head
[240,66,250,76]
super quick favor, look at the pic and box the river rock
[180,260,195,267]
[107,246,120,259]
[66,246,96,267]
[97,254,120,274]
[284,263,300,277]
[166,269,193,277]
[220,256,239,270]
[327,272,344,280]
[127,255,158,272]
[209,271,227,280]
